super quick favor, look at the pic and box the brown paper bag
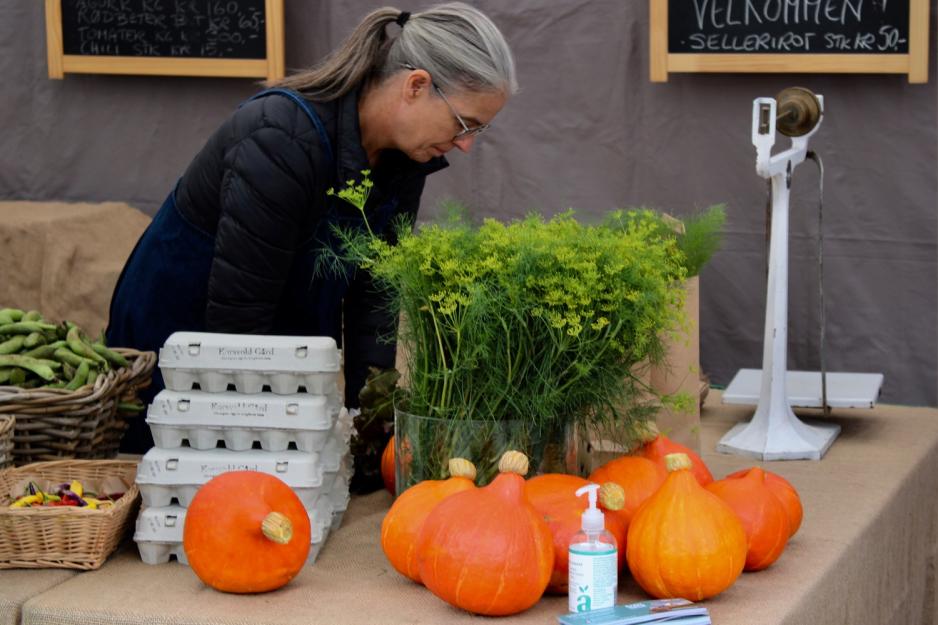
[649,276,702,454]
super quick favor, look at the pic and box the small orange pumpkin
[637,424,714,486]
[380,458,477,583]
[726,467,802,537]
[381,435,396,495]
[707,467,790,571]
[626,453,746,601]
[417,451,554,616]
[183,471,311,593]
[525,474,627,594]
[589,455,667,527]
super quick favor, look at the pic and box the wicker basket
[0,416,13,469]
[0,349,156,465]
[0,459,140,569]
[77,348,157,459]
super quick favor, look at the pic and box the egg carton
[328,468,352,530]
[134,496,336,566]
[147,390,343,452]
[159,332,341,394]
[135,447,333,509]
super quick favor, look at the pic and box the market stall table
[0,570,75,625]
[6,392,938,625]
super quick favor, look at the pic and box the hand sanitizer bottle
[568,483,618,613]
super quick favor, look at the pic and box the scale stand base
[716,411,841,461]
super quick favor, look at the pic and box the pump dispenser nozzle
[575,483,605,533]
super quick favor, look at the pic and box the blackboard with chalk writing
[45,0,284,80]
[649,0,929,82]
[668,0,910,54]
[61,0,266,59]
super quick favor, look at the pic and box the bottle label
[568,546,617,613]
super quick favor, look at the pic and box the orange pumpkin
[525,474,627,594]
[637,425,714,486]
[380,458,477,583]
[589,455,667,527]
[417,451,554,616]
[726,467,802,537]
[707,467,790,571]
[626,453,746,601]
[381,435,396,495]
[183,471,311,593]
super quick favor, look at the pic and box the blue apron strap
[243,88,335,168]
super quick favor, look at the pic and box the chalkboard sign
[650,0,929,83]
[45,0,284,80]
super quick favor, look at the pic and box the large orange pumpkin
[726,467,802,537]
[183,471,311,593]
[417,451,554,616]
[637,426,714,486]
[707,467,790,571]
[589,455,667,527]
[626,453,746,601]
[381,435,396,495]
[525,474,627,594]
[380,458,477,583]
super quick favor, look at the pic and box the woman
[106,3,517,489]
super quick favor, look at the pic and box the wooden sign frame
[45,0,284,81]
[650,0,930,83]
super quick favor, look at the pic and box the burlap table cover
[7,393,938,625]
[0,570,75,625]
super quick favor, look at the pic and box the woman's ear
[402,68,431,102]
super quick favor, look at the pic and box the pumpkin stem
[635,420,660,445]
[599,482,625,511]
[448,458,478,481]
[664,452,692,472]
[261,511,294,545]
[497,450,529,476]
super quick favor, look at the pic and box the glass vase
[393,407,578,495]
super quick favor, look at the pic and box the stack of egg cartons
[133,332,352,566]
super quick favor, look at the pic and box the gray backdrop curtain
[1,0,936,406]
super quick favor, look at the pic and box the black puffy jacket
[108,86,448,461]
[168,86,446,407]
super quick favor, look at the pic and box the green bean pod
[0,309,24,322]
[65,361,90,390]
[0,321,57,335]
[54,347,95,369]
[0,356,56,381]
[23,332,45,349]
[9,368,26,385]
[0,335,26,355]
[23,341,65,359]
[66,327,108,368]
[92,342,129,368]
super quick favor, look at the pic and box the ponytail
[273,3,516,101]
[273,7,398,99]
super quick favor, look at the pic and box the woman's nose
[453,134,476,153]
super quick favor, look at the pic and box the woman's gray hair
[274,3,517,100]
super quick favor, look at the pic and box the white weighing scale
[717,88,884,461]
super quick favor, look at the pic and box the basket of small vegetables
[0,308,156,465]
[0,459,140,569]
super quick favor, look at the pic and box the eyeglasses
[432,84,490,140]
[401,64,490,141]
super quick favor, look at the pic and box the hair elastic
[395,11,411,26]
